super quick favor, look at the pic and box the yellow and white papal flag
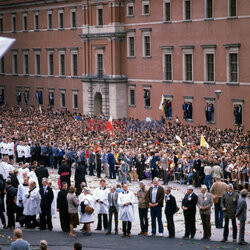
[175,135,183,147]
[200,134,210,149]
[159,95,165,111]
[0,37,15,59]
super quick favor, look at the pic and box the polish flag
[106,116,113,137]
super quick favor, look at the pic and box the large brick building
[0,0,249,130]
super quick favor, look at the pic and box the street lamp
[214,90,222,130]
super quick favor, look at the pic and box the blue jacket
[108,153,115,166]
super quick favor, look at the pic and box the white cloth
[27,171,39,188]
[51,191,56,216]
[204,166,212,175]
[7,142,14,156]
[93,187,109,214]
[23,187,41,216]
[17,145,25,158]
[17,184,29,207]
[118,191,137,222]
[79,194,95,223]
[24,145,31,158]
[0,161,9,179]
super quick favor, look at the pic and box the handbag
[85,205,94,215]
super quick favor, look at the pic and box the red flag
[106,116,113,137]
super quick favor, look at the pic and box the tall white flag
[0,37,15,59]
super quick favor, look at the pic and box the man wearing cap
[39,178,54,231]
[182,185,198,239]
[137,181,148,236]
[236,189,248,245]
[93,179,109,231]
[197,185,213,240]
[164,186,177,238]
[221,184,239,243]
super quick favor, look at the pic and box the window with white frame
[128,86,135,106]
[163,0,171,21]
[232,99,243,125]
[60,89,66,108]
[47,50,54,76]
[201,45,216,83]
[47,10,53,30]
[204,98,215,122]
[24,87,30,105]
[58,9,64,29]
[183,0,191,20]
[34,11,39,30]
[34,50,41,75]
[224,44,240,83]
[161,46,173,81]
[144,87,151,107]
[95,47,105,77]
[71,50,78,76]
[71,8,77,28]
[22,50,29,75]
[205,0,213,19]
[36,89,43,105]
[181,46,194,82]
[72,90,78,109]
[16,87,22,105]
[12,14,16,32]
[127,32,135,57]
[162,95,173,118]
[142,1,150,15]
[97,6,103,26]
[48,89,54,106]
[0,15,3,33]
[0,86,4,104]
[59,50,66,76]
[228,0,237,17]
[183,97,193,120]
[142,30,151,57]
[22,13,28,31]
[127,2,134,17]
[0,57,4,74]
[12,50,18,74]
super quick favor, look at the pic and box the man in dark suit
[236,189,248,245]
[58,160,71,189]
[88,148,95,176]
[182,185,198,239]
[6,178,17,229]
[39,178,54,231]
[35,162,49,188]
[164,186,177,238]
[108,149,116,179]
[145,177,165,236]
[193,154,202,187]
[106,186,119,235]
[56,182,69,232]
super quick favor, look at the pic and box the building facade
[0,0,249,130]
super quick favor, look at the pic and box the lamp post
[214,90,222,130]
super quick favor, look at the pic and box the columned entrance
[94,92,102,116]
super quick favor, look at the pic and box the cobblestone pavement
[45,168,250,243]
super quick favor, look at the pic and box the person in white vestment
[23,180,41,229]
[28,166,39,188]
[79,187,94,236]
[93,179,109,231]
[118,184,137,237]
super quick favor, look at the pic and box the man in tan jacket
[210,177,228,228]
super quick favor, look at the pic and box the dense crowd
[0,105,249,249]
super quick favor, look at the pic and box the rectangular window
[129,89,135,106]
[97,54,104,77]
[165,54,172,80]
[97,8,103,26]
[144,89,151,107]
[233,103,242,125]
[34,12,39,30]
[229,0,237,17]
[48,12,52,29]
[60,54,65,76]
[71,10,76,28]
[60,91,66,108]
[144,36,151,57]
[12,54,18,74]
[185,54,192,81]
[73,93,78,109]
[59,11,64,29]
[184,0,191,20]
[72,53,78,76]
[183,101,193,120]
[48,53,54,76]
[206,0,213,18]
[127,4,134,16]
[0,16,3,33]
[0,57,4,74]
[143,3,150,15]
[229,53,238,82]
[35,54,41,75]
[23,14,28,31]
[12,15,16,32]
[206,54,214,82]
[164,2,171,21]
[23,54,29,74]
[128,36,135,57]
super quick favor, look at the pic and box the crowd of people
[0,104,249,248]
